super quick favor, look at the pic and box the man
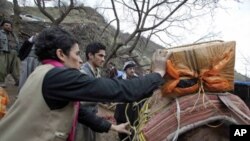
[0,20,20,87]
[18,34,40,90]
[107,62,123,78]
[115,60,143,141]
[119,60,138,79]
[80,42,105,78]
[78,42,113,141]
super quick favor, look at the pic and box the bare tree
[13,0,21,31]
[193,31,221,43]
[34,0,81,25]
[240,52,250,78]
[97,0,226,65]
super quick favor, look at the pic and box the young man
[78,42,111,141]
[0,20,20,87]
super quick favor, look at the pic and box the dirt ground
[4,75,119,141]
[4,75,18,109]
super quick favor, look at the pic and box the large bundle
[162,41,235,96]
[132,41,248,141]
[0,87,9,119]
[136,91,250,141]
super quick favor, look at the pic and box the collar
[86,62,101,77]
[42,59,64,67]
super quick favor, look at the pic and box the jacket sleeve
[78,105,111,133]
[18,40,34,60]
[43,68,164,109]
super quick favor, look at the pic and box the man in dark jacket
[18,34,40,90]
[0,20,20,87]
[115,60,143,141]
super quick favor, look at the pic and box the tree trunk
[13,0,21,32]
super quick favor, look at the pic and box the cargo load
[162,41,236,96]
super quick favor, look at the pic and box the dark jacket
[18,40,34,61]
[114,74,144,141]
[0,29,19,52]
[42,67,163,108]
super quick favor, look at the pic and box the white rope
[172,98,181,141]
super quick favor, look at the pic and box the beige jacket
[0,65,75,141]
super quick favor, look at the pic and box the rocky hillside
[2,3,163,70]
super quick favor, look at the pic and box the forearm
[78,106,111,133]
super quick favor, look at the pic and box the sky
[213,1,250,77]
[9,0,250,77]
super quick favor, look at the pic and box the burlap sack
[162,41,236,96]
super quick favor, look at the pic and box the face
[57,43,83,69]
[88,49,106,68]
[108,63,115,70]
[2,23,12,32]
[126,67,136,78]
[145,69,151,75]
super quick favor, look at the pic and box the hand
[28,33,38,43]
[28,36,35,43]
[151,49,172,77]
[110,122,131,135]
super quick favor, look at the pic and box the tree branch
[104,0,121,66]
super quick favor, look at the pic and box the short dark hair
[85,42,106,60]
[35,27,78,61]
[1,20,12,26]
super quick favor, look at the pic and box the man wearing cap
[115,60,143,141]
[0,20,20,88]
[118,60,138,79]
